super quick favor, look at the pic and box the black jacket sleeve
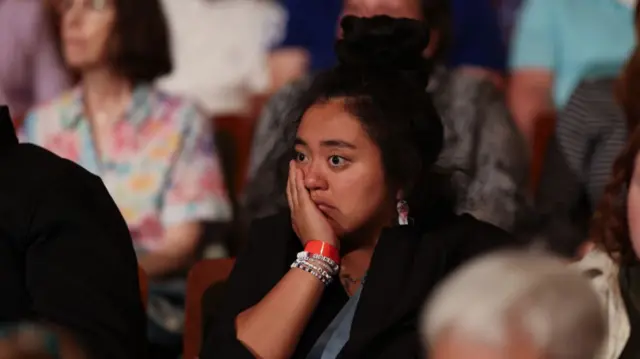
[25,165,147,359]
[439,214,517,273]
[200,214,291,359]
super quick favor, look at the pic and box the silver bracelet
[291,260,333,286]
[296,259,333,282]
[296,251,339,274]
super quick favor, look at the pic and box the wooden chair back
[183,258,236,359]
[213,109,260,198]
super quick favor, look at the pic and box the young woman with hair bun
[201,15,514,359]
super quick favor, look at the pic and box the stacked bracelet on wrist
[290,241,340,286]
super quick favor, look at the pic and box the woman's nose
[63,2,84,23]
[303,165,328,191]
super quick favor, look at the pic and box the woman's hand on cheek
[286,161,338,248]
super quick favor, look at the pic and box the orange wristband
[305,241,340,265]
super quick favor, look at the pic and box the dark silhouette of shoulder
[0,106,148,359]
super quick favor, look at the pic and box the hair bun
[335,15,430,73]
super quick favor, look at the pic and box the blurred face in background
[342,0,423,19]
[56,0,116,71]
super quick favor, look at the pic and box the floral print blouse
[20,85,232,253]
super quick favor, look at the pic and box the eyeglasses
[54,0,112,13]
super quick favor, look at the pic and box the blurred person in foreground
[423,250,606,359]
[0,0,70,118]
[245,0,528,233]
[0,106,147,358]
[201,16,514,359]
[19,0,232,356]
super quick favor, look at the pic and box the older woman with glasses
[19,0,232,357]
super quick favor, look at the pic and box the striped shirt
[535,78,628,256]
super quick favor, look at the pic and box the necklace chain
[341,274,366,284]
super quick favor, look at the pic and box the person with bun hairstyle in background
[200,16,515,359]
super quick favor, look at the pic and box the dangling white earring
[397,200,410,226]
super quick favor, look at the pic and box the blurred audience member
[573,21,640,355]
[269,0,341,90]
[0,106,147,359]
[0,0,70,118]
[19,0,232,356]
[533,4,640,258]
[423,250,606,359]
[245,0,528,232]
[270,0,506,90]
[509,0,635,145]
[534,78,628,257]
[580,41,640,353]
[577,124,640,358]
[158,0,285,117]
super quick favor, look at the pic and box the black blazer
[201,211,514,359]
[0,107,147,359]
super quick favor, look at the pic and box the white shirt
[157,0,285,116]
[572,250,629,359]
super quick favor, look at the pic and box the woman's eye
[295,152,307,162]
[328,155,346,167]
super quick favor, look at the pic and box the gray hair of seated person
[421,250,606,359]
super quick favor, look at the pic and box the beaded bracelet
[291,260,333,286]
[296,251,339,273]
[295,259,333,282]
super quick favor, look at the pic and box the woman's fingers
[286,180,294,212]
[290,161,300,208]
[294,167,310,206]
[286,161,294,210]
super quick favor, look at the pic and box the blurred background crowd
[1,0,640,358]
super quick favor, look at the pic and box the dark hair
[591,6,640,264]
[47,0,172,84]
[590,126,640,265]
[279,15,453,226]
